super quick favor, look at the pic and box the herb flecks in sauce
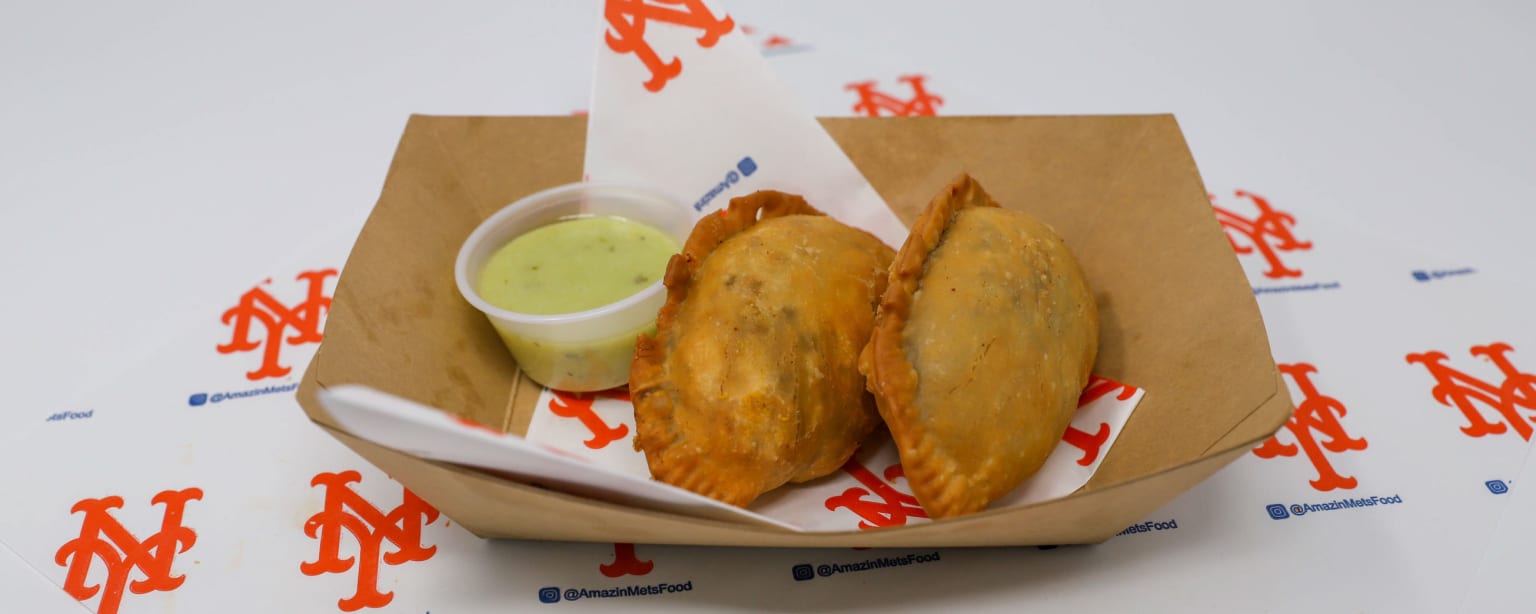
[477,215,679,315]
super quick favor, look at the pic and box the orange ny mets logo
[54,488,203,614]
[217,268,337,381]
[601,543,655,577]
[825,460,929,530]
[846,75,944,117]
[1252,363,1367,491]
[1063,376,1138,466]
[302,471,440,612]
[1406,342,1536,441]
[604,0,735,92]
[549,388,632,450]
[1210,190,1312,279]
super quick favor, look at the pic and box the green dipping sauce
[477,215,680,315]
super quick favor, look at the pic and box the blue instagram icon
[791,564,814,581]
[737,156,758,177]
[1265,503,1290,520]
[1486,480,1510,495]
[538,586,561,604]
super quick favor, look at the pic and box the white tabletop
[4,2,1534,612]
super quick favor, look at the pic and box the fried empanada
[861,174,1099,519]
[631,191,895,507]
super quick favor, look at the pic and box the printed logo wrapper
[317,385,795,530]
[585,0,908,246]
[524,379,1144,531]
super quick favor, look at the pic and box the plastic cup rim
[453,181,686,331]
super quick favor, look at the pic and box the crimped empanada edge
[629,191,827,507]
[859,172,1003,519]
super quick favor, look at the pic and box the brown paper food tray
[295,114,1293,548]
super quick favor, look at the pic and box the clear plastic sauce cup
[455,183,693,392]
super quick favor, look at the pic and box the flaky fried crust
[860,173,1099,519]
[635,191,821,365]
[860,176,993,435]
[632,191,894,507]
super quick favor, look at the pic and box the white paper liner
[524,376,1142,531]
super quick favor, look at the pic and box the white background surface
[3,1,1534,612]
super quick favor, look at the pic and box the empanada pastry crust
[861,174,1099,519]
[631,191,895,507]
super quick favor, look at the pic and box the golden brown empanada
[861,174,1099,519]
[631,191,896,506]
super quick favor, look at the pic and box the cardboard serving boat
[295,114,1293,548]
